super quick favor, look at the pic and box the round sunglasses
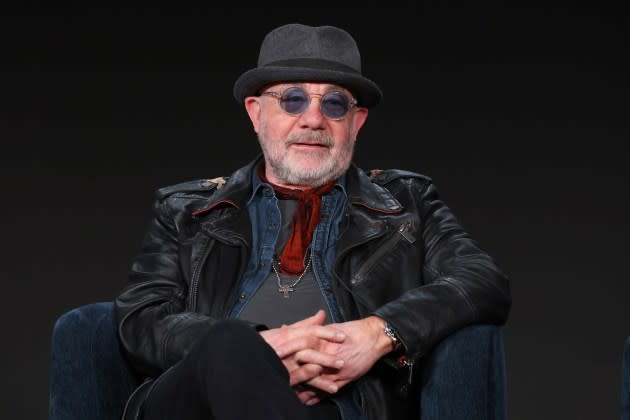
[260,87,357,120]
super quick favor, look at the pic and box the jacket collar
[192,157,404,217]
[191,158,259,217]
[345,163,403,214]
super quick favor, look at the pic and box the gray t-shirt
[237,198,333,329]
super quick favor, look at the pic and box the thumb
[289,310,326,328]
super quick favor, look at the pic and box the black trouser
[141,319,341,420]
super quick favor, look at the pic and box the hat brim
[233,66,382,108]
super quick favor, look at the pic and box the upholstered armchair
[622,337,630,420]
[49,302,508,420]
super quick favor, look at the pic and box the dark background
[3,3,628,419]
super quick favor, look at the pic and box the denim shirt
[228,168,366,420]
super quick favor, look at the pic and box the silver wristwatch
[384,322,402,350]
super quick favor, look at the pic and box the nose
[298,97,326,129]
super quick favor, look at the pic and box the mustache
[285,132,333,147]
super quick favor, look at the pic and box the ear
[351,108,369,139]
[244,97,262,133]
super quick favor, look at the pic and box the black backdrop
[3,4,629,419]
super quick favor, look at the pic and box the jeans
[49,302,507,420]
[141,319,340,420]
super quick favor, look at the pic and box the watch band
[384,322,402,350]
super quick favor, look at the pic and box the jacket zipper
[225,240,250,316]
[401,357,415,385]
[188,239,214,311]
[332,221,389,320]
[189,230,249,313]
[357,355,415,417]
[350,221,416,286]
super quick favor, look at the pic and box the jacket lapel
[189,160,408,280]
[194,159,258,247]
[335,164,404,255]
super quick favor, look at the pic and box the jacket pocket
[350,221,416,287]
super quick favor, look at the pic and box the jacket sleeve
[372,179,511,362]
[114,196,220,378]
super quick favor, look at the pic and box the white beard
[258,131,355,187]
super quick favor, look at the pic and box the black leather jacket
[115,158,511,420]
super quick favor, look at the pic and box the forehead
[265,82,354,96]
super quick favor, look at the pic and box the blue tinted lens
[277,87,352,119]
[280,88,309,114]
[321,92,350,119]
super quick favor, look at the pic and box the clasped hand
[260,310,392,405]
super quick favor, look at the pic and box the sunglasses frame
[260,87,358,120]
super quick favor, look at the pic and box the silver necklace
[272,252,312,298]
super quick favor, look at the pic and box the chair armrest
[622,337,630,420]
[48,305,507,420]
[419,324,507,420]
[49,301,139,420]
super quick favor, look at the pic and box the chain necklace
[272,251,312,298]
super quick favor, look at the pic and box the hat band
[261,58,360,74]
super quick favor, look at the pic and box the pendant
[278,285,294,298]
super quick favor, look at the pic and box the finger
[288,363,323,386]
[305,375,339,394]
[274,336,312,358]
[294,349,345,370]
[275,331,343,358]
[305,397,322,406]
[316,372,351,390]
[285,323,346,344]
[294,388,318,404]
[291,324,346,344]
[307,324,346,342]
[273,327,345,359]
[288,310,326,328]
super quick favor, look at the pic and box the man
[115,23,511,420]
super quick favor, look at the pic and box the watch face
[385,324,400,348]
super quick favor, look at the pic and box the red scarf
[258,164,336,275]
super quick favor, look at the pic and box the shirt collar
[247,164,348,206]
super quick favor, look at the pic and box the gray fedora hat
[233,23,382,108]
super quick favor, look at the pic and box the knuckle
[307,364,322,375]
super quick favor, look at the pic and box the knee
[188,320,285,388]
[192,320,272,370]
